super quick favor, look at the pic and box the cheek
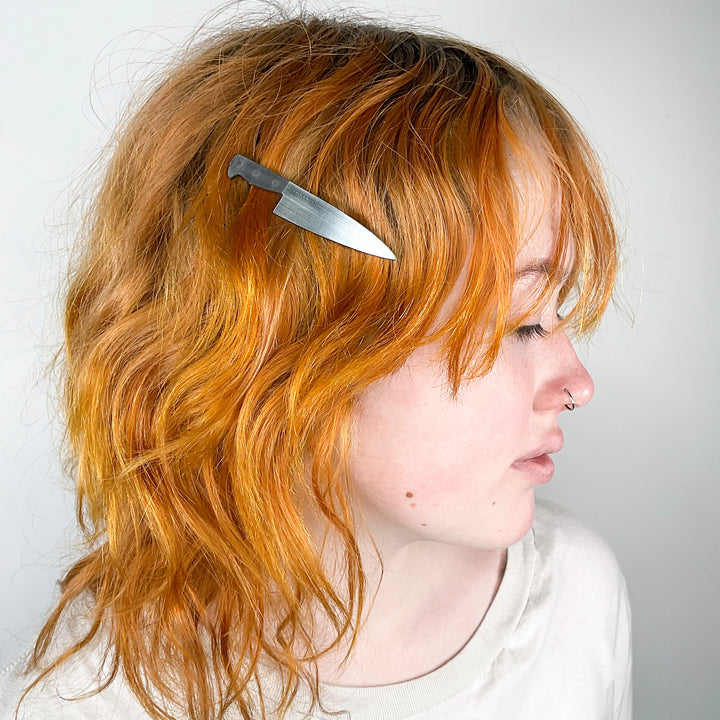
[347,390,461,522]
[346,351,536,541]
[349,409,516,528]
[351,367,528,483]
[350,385,478,488]
[349,450,536,548]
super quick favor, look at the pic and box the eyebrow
[515,261,572,284]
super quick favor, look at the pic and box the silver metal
[563,388,575,411]
[228,154,396,260]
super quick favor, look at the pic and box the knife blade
[227,154,396,260]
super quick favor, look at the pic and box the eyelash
[514,324,550,341]
[513,314,565,342]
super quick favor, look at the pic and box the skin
[313,183,595,687]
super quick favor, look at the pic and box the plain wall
[1,1,718,718]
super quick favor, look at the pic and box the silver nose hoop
[563,388,575,411]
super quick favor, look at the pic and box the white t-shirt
[0,500,632,719]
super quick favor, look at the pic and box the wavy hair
[19,10,618,720]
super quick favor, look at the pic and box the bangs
[421,75,618,392]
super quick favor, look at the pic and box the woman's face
[348,192,593,552]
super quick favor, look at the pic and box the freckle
[405,492,414,498]
[410,502,416,508]
[421,523,427,527]
[492,501,496,506]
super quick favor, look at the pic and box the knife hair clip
[227,154,396,260]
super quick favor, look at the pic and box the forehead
[513,171,573,284]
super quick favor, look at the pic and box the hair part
[20,9,617,720]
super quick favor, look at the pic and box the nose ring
[563,388,575,411]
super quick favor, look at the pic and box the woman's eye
[514,324,551,342]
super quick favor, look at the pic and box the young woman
[0,10,630,720]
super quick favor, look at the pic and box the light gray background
[1,1,718,718]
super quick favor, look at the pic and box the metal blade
[273,183,396,260]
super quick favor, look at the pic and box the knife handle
[227,154,289,194]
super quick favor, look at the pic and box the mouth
[511,435,564,484]
[511,453,555,484]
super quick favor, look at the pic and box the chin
[433,495,536,551]
[489,491,537,549]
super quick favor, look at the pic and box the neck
[311,526,507,687]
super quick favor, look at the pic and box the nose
[534,329,594,413]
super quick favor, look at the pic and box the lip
[514,433,564,463]
[511,454,555,484]
[511,433,564,484]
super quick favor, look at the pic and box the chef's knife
[227,154,396,261]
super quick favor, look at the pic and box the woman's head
[32,12,617,720]
[348,175,596,556]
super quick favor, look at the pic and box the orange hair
[19,11,617,720]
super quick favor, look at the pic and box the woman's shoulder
[0,648,119,720]
[526,499,632,718]
[532,498,628,594]
[528,499,632,652]
[0,655,30,720]
[0,620,149,720]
